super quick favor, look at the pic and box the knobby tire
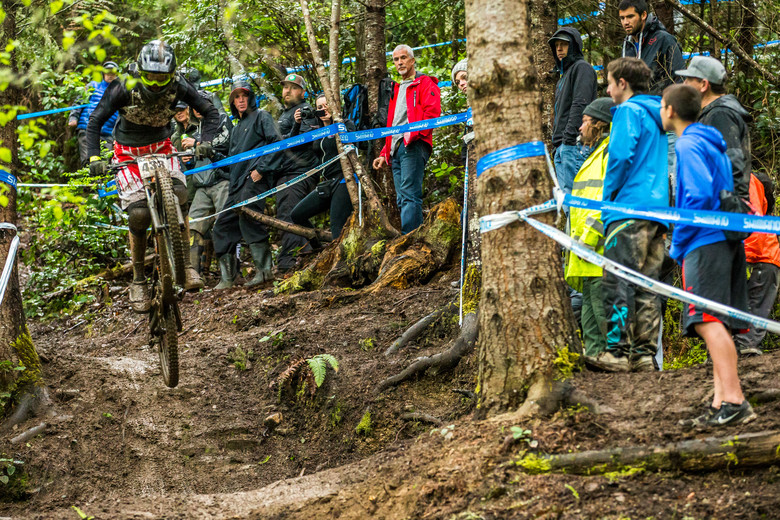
[157,172,186,288]
[158,304,179,388]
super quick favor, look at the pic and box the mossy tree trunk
[466,0,580,413]
[0,0,44,420]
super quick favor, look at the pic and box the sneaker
[679,405,718,429]
[584,351,630,372]
[129,282,151,314]
[737,346,763,357]
[631,355,656,372]
[708,400,757,427]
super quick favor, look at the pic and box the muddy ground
[2,266,780,519]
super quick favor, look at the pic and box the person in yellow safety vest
[565,97,615,357]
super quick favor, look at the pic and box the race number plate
[137,156,166,180]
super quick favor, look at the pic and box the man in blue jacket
[69,61,120,166]
[661,84,755,428]
[549,27,598,195]
[587,57,669,373]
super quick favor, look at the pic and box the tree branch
[663,0,778,84]
[240,207,333,241]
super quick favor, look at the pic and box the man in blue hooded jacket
[661,83,755,428]
[69,61,120,166]
[587,57,669,373]
[549,27,598,195]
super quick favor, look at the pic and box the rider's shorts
[113,139,187,209]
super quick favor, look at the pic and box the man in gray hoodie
[676,56,751,200]
[549,27,598,196]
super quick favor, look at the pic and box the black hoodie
[698,94,752,200]
[621,14,685,95]
[226,82,286,195]
[549,27,598,148]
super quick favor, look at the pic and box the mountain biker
[86,40,220,313]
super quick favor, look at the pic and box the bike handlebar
[107,151,197,172]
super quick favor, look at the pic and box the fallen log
[240,207,333,242]
[42,253,155,301]
[516,430,780,475]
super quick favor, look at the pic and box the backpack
[372,76,397,129]
[341,84,369,131]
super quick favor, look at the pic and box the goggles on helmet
[140,71,173,87]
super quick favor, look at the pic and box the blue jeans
[392,141,431,234]
[554,144,589,195]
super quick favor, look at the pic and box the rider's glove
[89,156,107,176]
[195,141,213,160]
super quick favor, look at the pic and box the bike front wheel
[157,303,179,388]
[156,172,187,288]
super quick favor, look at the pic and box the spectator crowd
[75,0,775,430]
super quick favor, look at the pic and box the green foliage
[0,456,27,501]
[329,401,343,428]
[514,453,552,475]
[664,342,708,370]
[306,354,338,387]
[355,410,372,436]
[259,331,287,348]
[228,346,255,371]
[565,484,580,500]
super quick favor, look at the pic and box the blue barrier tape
[17,104,91,120]
[338,111,469,143]
[475,141,547,178]
[0,170,17,189]
[563,193,780,235]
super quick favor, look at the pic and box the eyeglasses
[140,71,173,87]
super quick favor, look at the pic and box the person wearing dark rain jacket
[290,94,355,243]
[211,80,286,289]
[549,27,598,195]
[619,0,684,96]
[69,61,120,166]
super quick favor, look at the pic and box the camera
[299,105,315,120]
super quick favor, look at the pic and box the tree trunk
[466,0,580,413]
[601,0,625,70]
[734,0,756,80]
[651,0,675,34]
[0,0,44,419]
[529,0,557,143]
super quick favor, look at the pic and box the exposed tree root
[241,207,333,242]
[1,385,51,433]
[516,430,780,475]
[749,388,780,404]
[400,412,443,426]
[374,312,478,395]
[10,421,46,444]
[384,300,458,356]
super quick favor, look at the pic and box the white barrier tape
[0,223,19,308]
[485,206,780,335]
[190,147,352,224]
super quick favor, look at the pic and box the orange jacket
[743,174,780,267]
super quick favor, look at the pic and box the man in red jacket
[372,44,441,234]
[734,172,780,356]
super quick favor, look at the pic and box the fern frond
[319,354,339,372]
[307,357,327,387]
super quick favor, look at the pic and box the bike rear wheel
[156,172,187,288]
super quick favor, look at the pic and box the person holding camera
[274,73,321,273]
[291,94,355,244]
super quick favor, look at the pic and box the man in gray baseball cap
[676,55,751,200]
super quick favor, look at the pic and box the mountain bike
[110,152,191,387]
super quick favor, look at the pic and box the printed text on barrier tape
[563,194,780,235]
[476,141,547,178]
[338,111,470,143]
[0,170,17,190]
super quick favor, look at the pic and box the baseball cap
[103,61,119,72]
[675,56,727,85]
[281,73,306,89]
[548,34,571,44]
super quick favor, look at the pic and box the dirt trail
[3,270,780,519]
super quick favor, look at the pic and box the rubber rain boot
[128,231,150,313]
[215,253,238,290]
[246,241,274,287]
[189,231,204,275]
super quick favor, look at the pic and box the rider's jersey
[85,75,220,158]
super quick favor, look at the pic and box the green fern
[306,354,339,387]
